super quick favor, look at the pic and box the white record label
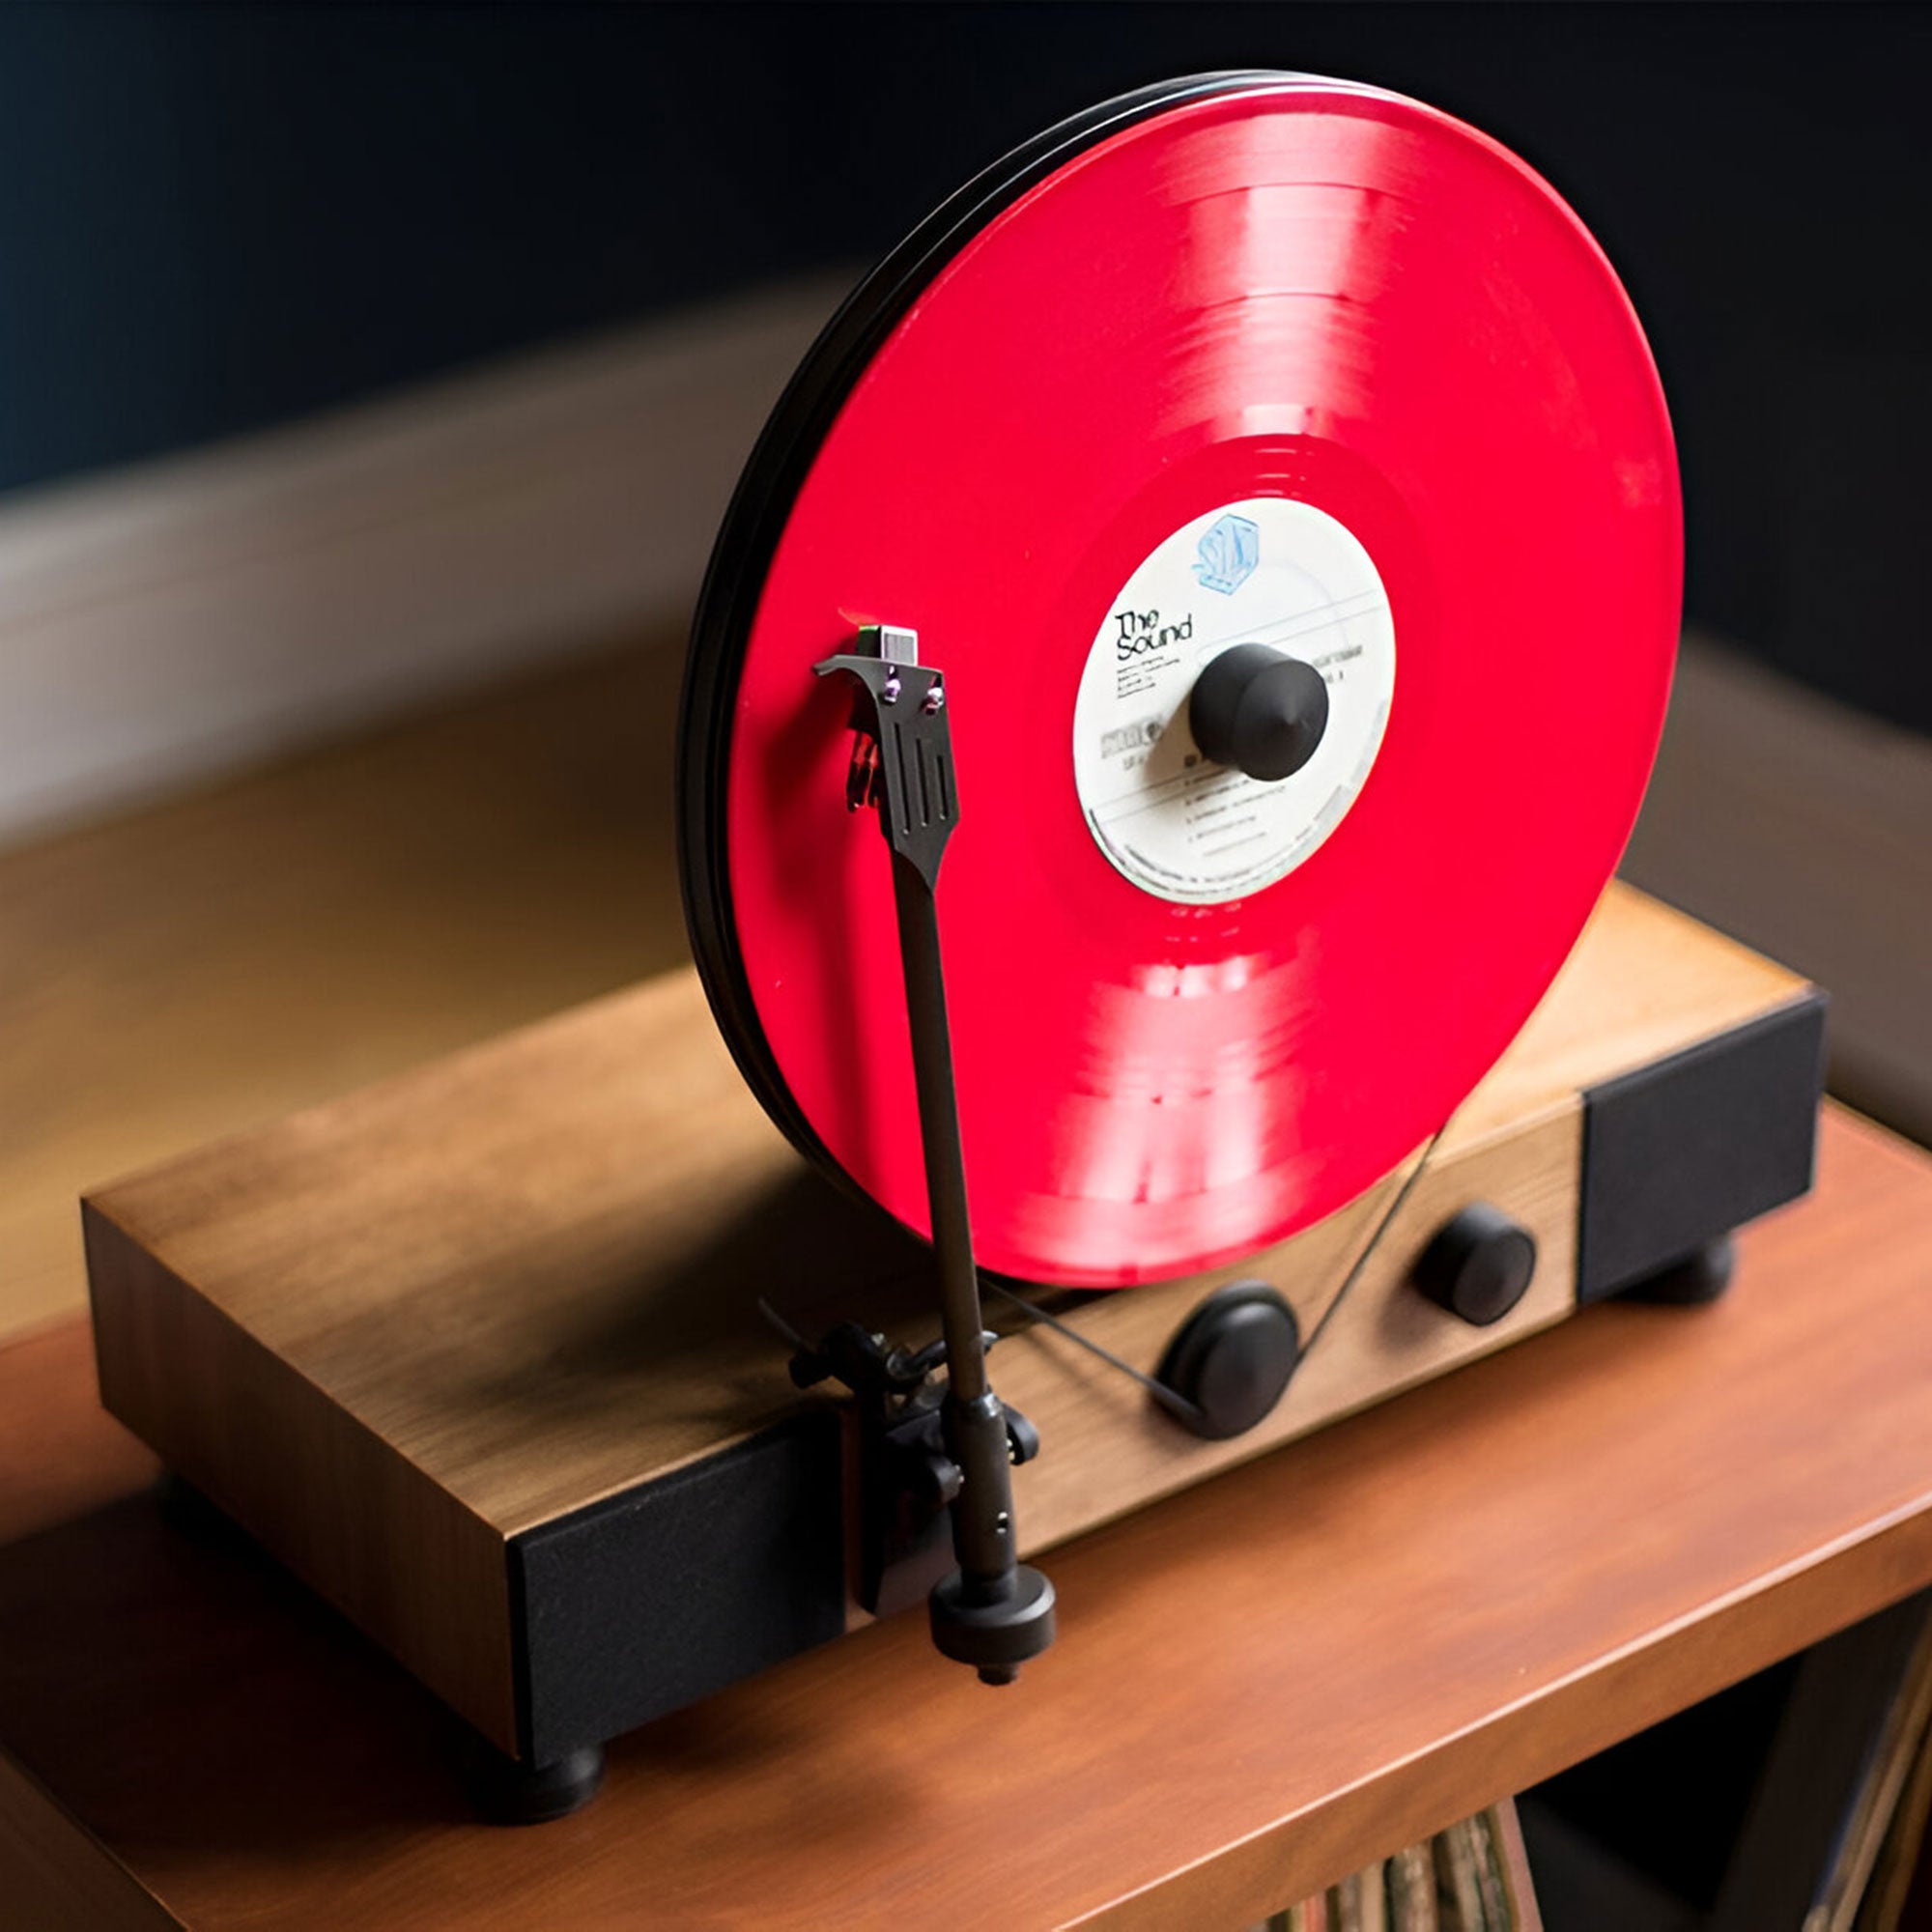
[1072,497,1396,904]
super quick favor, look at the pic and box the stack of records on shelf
[1249,1800,1542,1931]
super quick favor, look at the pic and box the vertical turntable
[85,72,1823,1816]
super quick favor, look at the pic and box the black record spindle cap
[1188,642,1330,781]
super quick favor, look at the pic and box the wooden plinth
[3,1105,1932,1926]
[78,884,1819,1765]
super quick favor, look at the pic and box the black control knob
[1412,1205,1538,1326]
[1155,1281,1300,1440]
[1188,643,1330,781]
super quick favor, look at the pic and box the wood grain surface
[5,1105,1931,1929]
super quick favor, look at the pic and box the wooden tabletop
[3,1103,1931,1930]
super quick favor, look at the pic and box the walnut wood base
[83,885,1822,1781]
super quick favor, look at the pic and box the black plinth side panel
[1577,992,1827,1302]
[509,1410,844,1765]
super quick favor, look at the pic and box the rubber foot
[463,1741,606,1825]
[1621,1236,1737,1306]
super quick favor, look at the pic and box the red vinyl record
[680,73,1680,1288]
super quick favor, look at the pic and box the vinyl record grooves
[678,71,1681,1289]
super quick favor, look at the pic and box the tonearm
[810,623,1056,1684]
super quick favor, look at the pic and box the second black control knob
[1155,1281,1301,1439]
[1412,1204,1539,1327]
[1189,642,1330,782]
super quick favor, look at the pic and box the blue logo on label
[1192,514,1260,594]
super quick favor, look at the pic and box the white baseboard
[0,273,851,845]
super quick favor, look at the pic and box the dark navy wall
[0,4,1924,727]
